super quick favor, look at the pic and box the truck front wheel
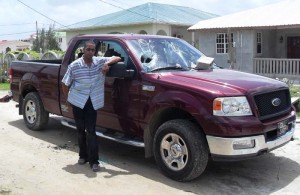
[23,92,49,131]
[153,119,209,181]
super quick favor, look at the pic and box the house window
[256,32,262,54]
[58,38,62,43]
[216,33,233,54]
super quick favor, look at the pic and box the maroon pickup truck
[10,34,296,181]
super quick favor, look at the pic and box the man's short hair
[84,40,96,48]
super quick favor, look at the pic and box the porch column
[192,31,195,47]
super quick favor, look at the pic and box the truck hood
[156,69,287,96]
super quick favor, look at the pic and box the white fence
[253,58,300,81]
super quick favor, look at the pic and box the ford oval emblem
[271,98,281,107]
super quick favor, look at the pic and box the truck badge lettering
[142,85,155,91]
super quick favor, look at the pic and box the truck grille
[253,89,291,120]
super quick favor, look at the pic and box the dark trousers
[72,97,99,165]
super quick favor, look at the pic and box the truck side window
[69,40,87,64]
[101,41,127,63]
[100,41,138,79]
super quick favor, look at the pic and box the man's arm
[102,56,122,74]
[106,56,122,66]
[62,84,69,100]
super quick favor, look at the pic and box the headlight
[213,96,252,116]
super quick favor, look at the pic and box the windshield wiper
[150,65,185,72]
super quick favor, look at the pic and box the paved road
[0,90,299,195]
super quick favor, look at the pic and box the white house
[55,32,67,51]
[188,0,300,81]
[60,2,217,50]
[0,40,32,53]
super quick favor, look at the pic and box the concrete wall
[248,28,300,59]
[58,37,67,52]
[170,26,195,45]
[262,30,277,58]
[197,28,300,73]
[276,28,300,58]
[198,30,255,73]
[237,30,255,73]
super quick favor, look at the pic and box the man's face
[84,43,96,59]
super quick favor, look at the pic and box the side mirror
[106,62,134,78]
[193,56,215,70]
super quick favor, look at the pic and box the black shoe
[91,164,100,172]
[78,158,87,165]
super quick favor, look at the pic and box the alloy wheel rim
[25,100,36,124]
[160,133,188,171]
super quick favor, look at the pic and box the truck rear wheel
[23,92,49,131]
[153,119,209,181]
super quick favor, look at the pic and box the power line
[109,0,134,8]
[17,0,61,26]
[0,22,53,27]
[0,30,64,37]
[16,0,79,32]
[0,22,56,37]
[0,23,34,26]
[0,31,35,37]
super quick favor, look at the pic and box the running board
[61,119,145,148]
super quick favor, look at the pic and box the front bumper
[207,120,296,161]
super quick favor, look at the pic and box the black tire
[153,119,209,181]
[23,92,49,131]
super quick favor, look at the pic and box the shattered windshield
[127,38,205,73]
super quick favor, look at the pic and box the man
[62,40,121,172]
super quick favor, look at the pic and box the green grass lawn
[290,85,300,117]
[0,83,9,90]
[290,85,300,98]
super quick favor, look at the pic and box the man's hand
[102,56,121,74]
[102,63,110,74]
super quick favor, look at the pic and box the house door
[287,36,300,58]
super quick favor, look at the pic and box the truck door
[96,40,141,136]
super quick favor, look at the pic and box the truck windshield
[127,38,206,73]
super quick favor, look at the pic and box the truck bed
[10,60,62,115]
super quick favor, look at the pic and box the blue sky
[0,0,283,40]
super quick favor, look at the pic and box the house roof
[0,40,15,46]
[0,40,31,46]
[64,2,218,31]
[188,0,300,31]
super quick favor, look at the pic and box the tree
[32,24,61,53]
[5,47,11,53]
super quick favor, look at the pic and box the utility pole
[36,21,38,39]
[36,21,39,52]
